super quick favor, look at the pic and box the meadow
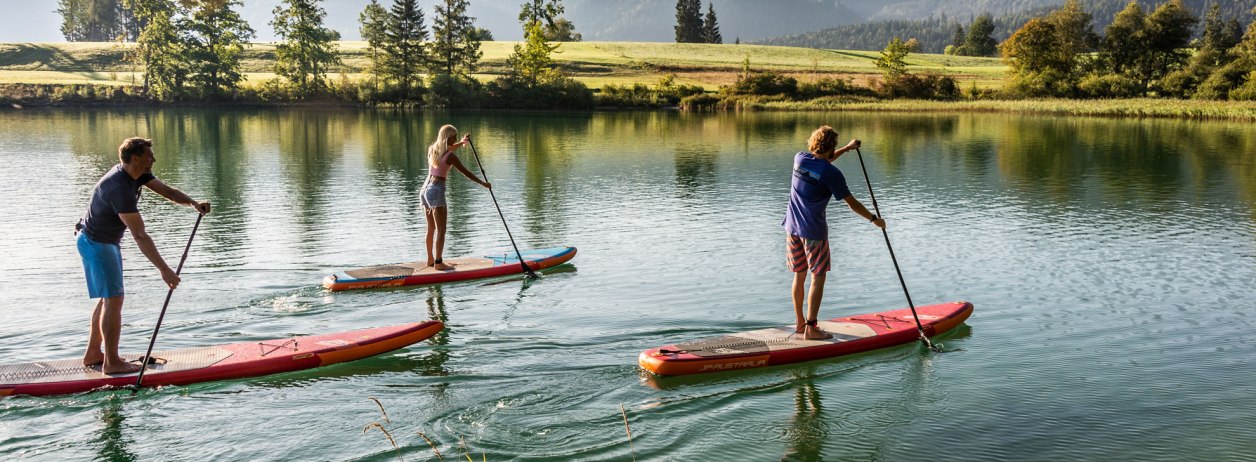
[0,40,1008,90]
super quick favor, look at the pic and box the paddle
[465,136,539,280]
[132,212,204,391]
[853,147,942,353]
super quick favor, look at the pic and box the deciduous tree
[271,0,342,95]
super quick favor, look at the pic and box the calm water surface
[1,108,1254,461]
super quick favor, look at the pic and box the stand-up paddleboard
[0,321,444,397]
[323,246,577,291]
[639,302,972,376]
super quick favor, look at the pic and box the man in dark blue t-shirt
[782,126,885,340]
[77,137,211,374]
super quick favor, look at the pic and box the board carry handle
[466,135,539,280]
[854,147,942,353]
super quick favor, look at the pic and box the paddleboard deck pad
[0,321,444,397]
[639,301,972,376]
[323,246,577,291]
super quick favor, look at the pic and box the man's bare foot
[434,262,454,271]
[102,358,143,375]
[83,351,104,367]
[794,323,806,334]
[426,260,435,267]
[804,325,833,340]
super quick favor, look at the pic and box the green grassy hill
[0,41,1008,90]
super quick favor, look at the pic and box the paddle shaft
[133,213,203,390]
[853,148,938,351]
[465,137,539,279]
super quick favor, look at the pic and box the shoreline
[7,96,1256,122]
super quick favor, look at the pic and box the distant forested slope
[762,0,1256,52]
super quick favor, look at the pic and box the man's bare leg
[100,296,141,374]
[792,271,807,333]
[83,299,105,367]
[804,272,832,340]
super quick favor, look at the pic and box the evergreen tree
[430,0,482,76]
[674,0,703,43]
[1200,2,1244,65]
[271,0,342,95]
[380,0,429,99]
[961,14,997,56]
[58,0,132,41]
[359,0,389,76]
[124,0,187,99]
[182,0,254,97]
[874,36,911,80]
[702,2,722,44]
[506,20,560,88]
[948,24,965,53]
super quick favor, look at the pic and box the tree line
[759,0,1255,54]
[51,0,591,107]
[1001,0,1256,99]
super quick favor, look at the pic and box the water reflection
[96,396,136,462]
[780,377,826,462]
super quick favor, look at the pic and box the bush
[486,76,594,110]
[596,83,665,107]
[1156,69,1197,98]
[1194,62,1251,100]
[1078,73,1143,98]
[426,74,486,108]
[1229,72,1256,101]
[876,74,960,100]
[797,77,872,99]
[723,71,797,97]
[1004,69,1074,98]
[678,93,719,111]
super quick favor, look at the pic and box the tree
[959,14,997,56]
[702,2,722,44]
[674,0,702,43]
[874,37,911,80]
[359,0,389,75]
[379,0,428,98]
[1101,1,1146,76]
[1138,0,1197,90]
[271,0,342,95]
[518,0,577,41]
[58,0,136,41]
[545,18,581,42]
[944,23,964,54]
[124,0,188,99]
[506,20,560,88]
[1001,18,1071,96]
[181,0,254,97]
[429,0,482,76]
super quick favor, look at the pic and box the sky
[0,1,527,43]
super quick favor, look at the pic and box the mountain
[237,0,863,43]
[760,0,1256,52]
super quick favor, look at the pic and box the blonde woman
[420,125,491,270]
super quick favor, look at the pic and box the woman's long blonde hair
[428,124,459,167]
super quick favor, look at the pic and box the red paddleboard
[0,321,444,397]
[323,246,577,291]
[639,302,972,376]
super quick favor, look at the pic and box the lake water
[1,108,1254,461]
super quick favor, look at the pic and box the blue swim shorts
[78,232,124,299]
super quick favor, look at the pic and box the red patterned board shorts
[787,234,831,274]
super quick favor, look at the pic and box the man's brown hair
[807,126,839,158]
[118,137,153,164]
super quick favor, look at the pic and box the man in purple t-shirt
[782,126,885,340]
[77,137,210,374]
